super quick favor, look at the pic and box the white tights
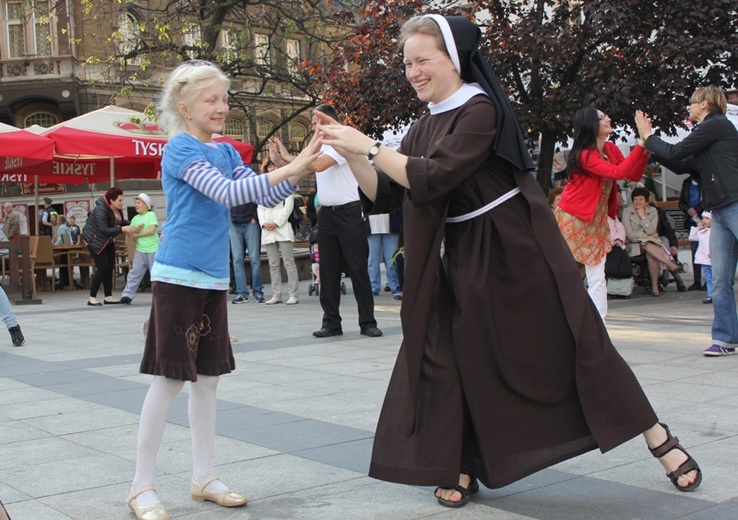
[131,375,227,507]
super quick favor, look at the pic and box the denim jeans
[368,233,401,295]
[709,201,738,347]
[229,222,263,300]
[703,265,713,298]
[0,285,18,329]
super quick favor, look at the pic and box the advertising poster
[64,200,91,228]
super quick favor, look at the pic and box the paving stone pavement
[1,263,737,519]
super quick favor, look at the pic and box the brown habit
[365,96,658,489]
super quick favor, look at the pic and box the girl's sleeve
[181,160,295,209]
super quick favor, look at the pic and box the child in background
[120,193,159,305]
[692,211,713,304]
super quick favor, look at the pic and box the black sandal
[649,422,702,492]
[434,475,479,508]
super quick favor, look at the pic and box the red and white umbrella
[37,106,253,184]
[0,122,54,177]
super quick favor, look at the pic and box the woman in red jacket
[556,108,649,321]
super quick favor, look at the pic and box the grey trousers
[265,241,299,300]
[122,250,156,300]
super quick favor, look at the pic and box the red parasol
[0,122,54,177]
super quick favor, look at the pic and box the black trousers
[317,205,376,331]
[89,243,115,298]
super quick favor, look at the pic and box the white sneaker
[265,297,283,305]
[285,297,299,305]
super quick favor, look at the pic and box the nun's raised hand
[313,112,375,157]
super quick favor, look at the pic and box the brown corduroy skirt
[140,282,235,381]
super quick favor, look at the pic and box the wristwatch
[367,141,382,160]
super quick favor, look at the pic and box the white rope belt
[446,187,521,224]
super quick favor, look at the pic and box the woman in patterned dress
[556,107,649,321]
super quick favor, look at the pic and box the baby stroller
[307,225,346,296]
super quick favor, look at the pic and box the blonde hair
[158,60,230,137]
[693,85,727,116]
[398,16,445,53]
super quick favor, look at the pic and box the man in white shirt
[275,104,381,338]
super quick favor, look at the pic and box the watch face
[369,146,379,156]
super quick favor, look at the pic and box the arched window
[117,11,141,64]
[256,117,274,139]
[225,118,244,141]
[24,112,58,128]
[289,121,308,149]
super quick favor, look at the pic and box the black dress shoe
[687,283,702,291]
[313,328,343,338]
[104,299,121,305]
[120,296,132,305]
[87,301,103,307]
[360,327,383,337]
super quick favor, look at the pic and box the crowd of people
[4,13,738,518]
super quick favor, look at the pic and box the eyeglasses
[598,114,609,120]
[688,98,702,105]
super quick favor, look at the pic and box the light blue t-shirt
[155,133,243,279]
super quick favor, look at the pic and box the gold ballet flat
[191,476,249,507]
[126,485,170,520]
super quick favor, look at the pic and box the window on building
[254,33,270,66]
[285,38,300,75]
[218,29,236,61]
[256,117,274,139]
[5,0,54,58]
[289,121,307,149]
[117,11,141,64]
[225,118,244,141]
[183,24,202,59]
[24,112,58,128]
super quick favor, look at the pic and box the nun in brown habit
[316,14,701,508]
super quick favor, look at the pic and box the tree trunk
[536,129,557,194]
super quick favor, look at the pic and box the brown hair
[630,187,651,202]
[692,85,727,116]
[548,187,564,207]
[398,16,446,53]
[104,186,124,204]
[261,157,275,173]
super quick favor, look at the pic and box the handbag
[288,196,305,233]
[605,246,633,279]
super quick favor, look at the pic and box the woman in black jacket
[82,187,139,306]
[637,86,738,357]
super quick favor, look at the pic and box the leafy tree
[75,0,359,154]
[319,0,738,192]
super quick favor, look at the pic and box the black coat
[82,197,128,254]
[646,112,738,210]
